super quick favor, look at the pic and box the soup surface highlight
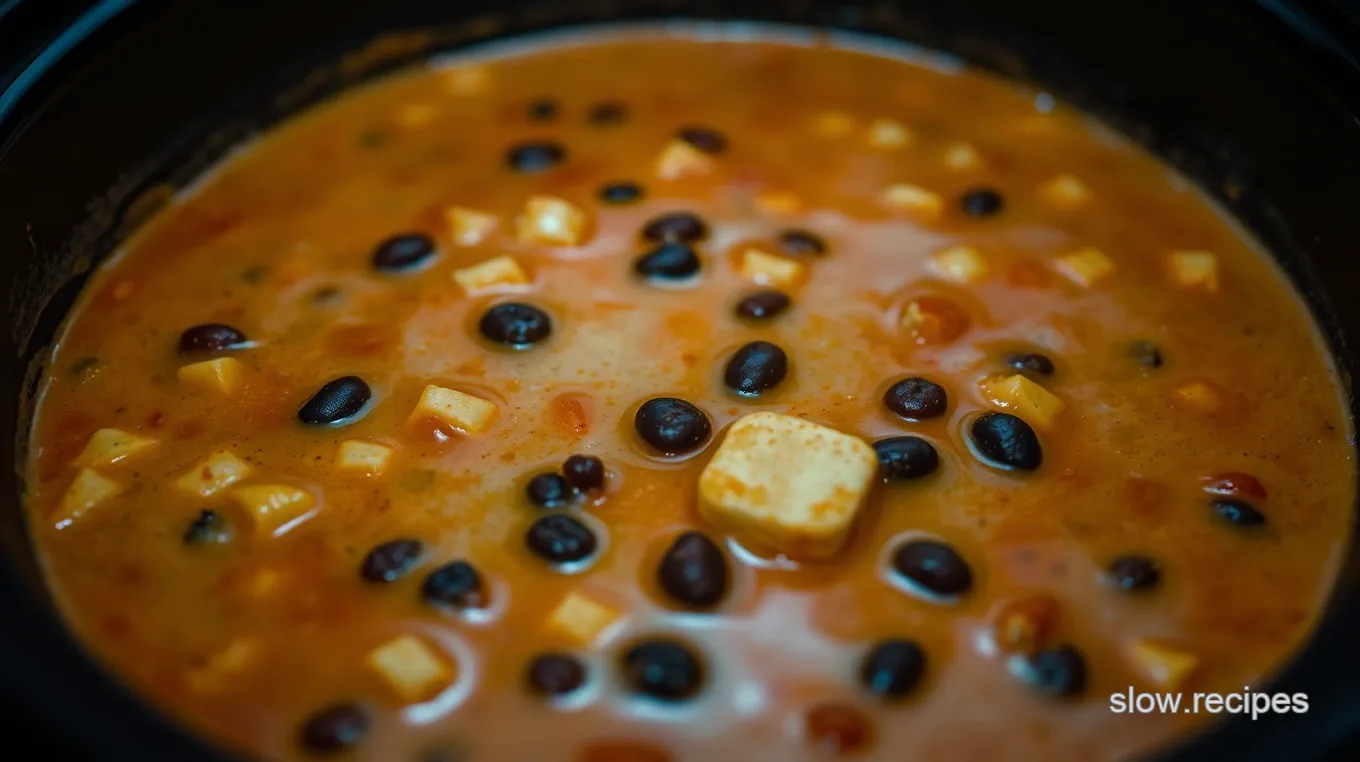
[25,27,1355,762]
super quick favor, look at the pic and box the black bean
[735,289,791,320]
[873,436,940,481]
[562,455,605,492]
[178,323,249,355]
[677,125,727,154]
[527,98,558,121]
[182,509,229,545]
[641,212,708,243]
[526,653,587,696]
[892,539,972,597]
[526,514,597,564]
[298,702,368,754]
[589,101,627,125]
[622,639,705,700]
[634,398,712,455]
[1108,555,1161,592]
[1211,499,1266,527]
[360,538,424,583]
[1130,340,1164,369]
[634,242,701,279]
[298,376,372,426]
[526,472,573,508]
[506,141,566,173]
[478,302,553,348]
[599,181,643,205]
[421,561,486,609]
[777,229,827,256]
[969,412,1043,471]
[859,639,927,699]
[1016,644,1087,698]
[1006,352,1055,376]
[882,377,948,420]
[960,187,1005,217]
[371,233,436,273]
[657,531,728,608]
[724,341,789,397]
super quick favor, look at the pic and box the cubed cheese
[943,142,982,170]
[75,428,158,468]
[177,357,244,396]
[738,246,806,287]
[365,634,454,703]
[753,189,803,216]
[229,484,316,538]
[1054,247,1115,288]
[452,255,529,295]
[698,412,877,560]
[881,183,943,219]
[1169,250,1219,292]
[55,468,123,529]
[866,119,911,149]
[980,374,1066,430]
[546,591,620,644]
[444,206,498,246]
[1039,174,1092,208]
[1175,381,1222,412]
[928,245,990,284]
[515,196,589,246]
[412,385,497,435]
[1124,638,1199,691]
[654,139,715,180]
[335,440,395,475]
[814,110,855,137]
[175,451,251,497]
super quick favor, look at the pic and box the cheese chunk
[335,440,395,475]
[928,245,989,284]
[1169,250,1219,292]
[176,451,251,497]
[515,195,589,246]
[56,468,123,528]
[881,183,943,219]
[698,412,877,560]
[230,484,316,538]
[866,119,911,149]
[413,385,497,435]
[655,139,714,180]
[547,591,620,644]
[738,247,806,287]
[1175,380,1222,413]
[1039,174,1091,208]
[1054,247,1115,288]
[943,142,982,170]
[177,357,244,395]
[75,428,157,468]
[366,635,454,703]
[753,189,802,216]
[1125,638,1199,691]
[980,375,1066,430]
[444,206,498,246]
[452,255,529,296]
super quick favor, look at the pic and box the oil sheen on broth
[24,25,1355,762]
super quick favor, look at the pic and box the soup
[23,26,1355,762]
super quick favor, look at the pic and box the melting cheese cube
[655,139,715,180]
[866,119,911,149]
[928,245,990,284]
[814,110,855,137]
[1039,174,1092,208]
[365,635,453,703]
[738,247,806,287]
[335,440,395,475]
[881,183,943,219]
[452,255,529,295]
[698,412,877,560]
[1175,380,1222,412]
[1170,250,1219,292]
[176,451,251,497]
[1054,247,1115,288]
[753,189,803,216]
[178,357,244,396]
[547,591,620,644]
[444,206,498,246]
[413,385,497,435]
[230,484,316,538]
[1125,638,1199,691]
[980,375,1066,430]
[55,468,123,528]
[515,196,589,246]
[944,142,982,170]
[75,428,157,468]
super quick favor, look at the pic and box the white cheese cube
[55,468,123,529]
[335,440,395,475]
[515,195,589,246]
[1039,174,1092,208]
[452,255,529,296]
[412,385,497,435]
[928,245,990,284]
[175,451,251,497]
[1054,247,1116,288]
[943,142,982,170]
[980,374,1066,430]
[365,635,453,703]
[75,428,158,468]
[881,183,943,219]
[738,246,806,287]
[177,357,244,395]
[698,412,877,560]
[444,206,498,246]
[655,139,715,180]
[866,119,911,149]
[229,484,316,538]
[546,591,620,644]
[1169,250,1219,292]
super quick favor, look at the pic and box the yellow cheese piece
[1175,381,1222,412]
[515,195,589,246]
[176,451,251,497]
[75,428,158,468]
[928,245,990,284]
[943,142,982,170]
[881,183,943,219]
[177,357,244,396]
[55,468,123,529]
[547,591,620,644]
[1039,174,1092,208]
[334,440,395,475]
[1054,247,1116,288]
[738,247,806,287]
[654,139,715,180]
[452,255,529,296]
[1169,250,1219,292]
[1125,638,1199,691]
[444,206,498,246]
[753,189,802,216]
[366,634,454,703]
[229,484,316,538]
[866,119,911,149]
[412,385,497,435]
[980,374,1066,430]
